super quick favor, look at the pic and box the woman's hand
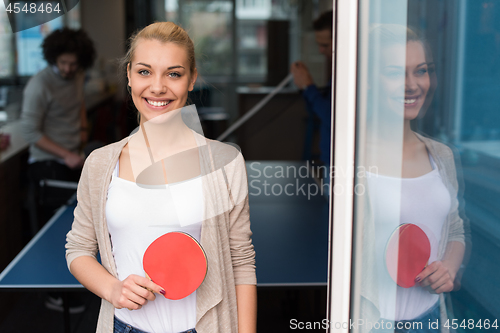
[416,241,466,294]
[109,274,165,310]
[415,260,456,294]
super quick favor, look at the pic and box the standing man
[21,28,96,229]
[291,10,333,175]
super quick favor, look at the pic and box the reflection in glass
[405,1,500,329]
[352,23,470,333]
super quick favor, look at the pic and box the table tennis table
[0,161,329,331]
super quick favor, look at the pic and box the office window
[238,19,266,76]
[0,2,13,78]
[16,17,63,77]
[0,1,80,78]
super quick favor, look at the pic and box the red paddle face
[385,223,431,288]
[143,232,207,300]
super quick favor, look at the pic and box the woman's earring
[127,85,131,95]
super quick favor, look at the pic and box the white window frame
[327,0,359,332]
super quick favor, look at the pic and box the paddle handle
[144,272,157,294]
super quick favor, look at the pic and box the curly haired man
[21,28,96,228]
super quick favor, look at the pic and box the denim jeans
[114,316,197,333]
[371,301,441,333]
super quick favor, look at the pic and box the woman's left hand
[415,260,456,294]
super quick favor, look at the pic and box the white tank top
[367,154,451,321]
[106,159,204,333]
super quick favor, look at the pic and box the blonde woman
[360,25,468,333]
[66,22,257,333]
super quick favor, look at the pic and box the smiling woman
[376,28,431,121]
[121,22,198,124]
[127,39,197,124]
[65,22,257,333]
[357,24,467,333]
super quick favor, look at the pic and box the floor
[0,291,100,333]
[0,287,327,332]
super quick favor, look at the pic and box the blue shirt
[302,80,332,166]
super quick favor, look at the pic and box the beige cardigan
[66,131,256,333]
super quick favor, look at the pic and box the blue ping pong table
[0,161,329,329]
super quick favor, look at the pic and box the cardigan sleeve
[225,152,257,285]
[65,153,99,272]
[420,135,468,248]
[440,143,467,246]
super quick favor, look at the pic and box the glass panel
[351,0,500,332]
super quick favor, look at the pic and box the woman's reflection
[363,25,467,333]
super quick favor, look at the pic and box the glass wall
[347,0,500,332]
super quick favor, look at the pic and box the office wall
[81,0,126,63]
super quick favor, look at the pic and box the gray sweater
[21,66,84,162]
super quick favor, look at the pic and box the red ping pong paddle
[385,223,431,288]
[143,232,207,300]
